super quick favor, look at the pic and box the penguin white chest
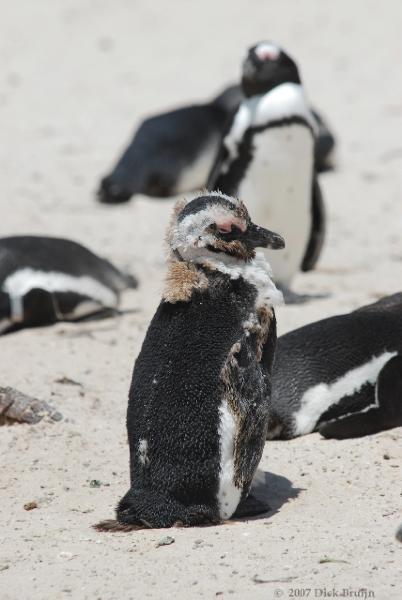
[217,399,242,519]
[238,124,314,286]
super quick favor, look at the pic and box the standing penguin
[268,294,402,440]
[0,235,137,334]
[96,192,284,530]
[207,42,325,289]
[97,85,242,204]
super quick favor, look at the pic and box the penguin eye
[216,223,242,235]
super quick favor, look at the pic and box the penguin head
[241,42,301,98]
[168,192,285,264]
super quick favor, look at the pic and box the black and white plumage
[268,294,402,440]
[97,86,242,204]
[0,236,137,333]
[207,42,325,288]
[97,192,284,530]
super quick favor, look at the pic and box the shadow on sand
[231,470,303,523]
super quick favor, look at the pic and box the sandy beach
[0,1,401,598]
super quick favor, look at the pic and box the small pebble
[155,535,175,547]
[24,501,38,511]
[89,480,102,488]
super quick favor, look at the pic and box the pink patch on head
[255,44,280,62]
[216,218,247,234]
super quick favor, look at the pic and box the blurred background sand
[0,1,401,598]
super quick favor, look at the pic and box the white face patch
[293,351,398,436]
[2,268,118,322]
[217,399,242,519]
[171,204,246,256]
[254,42,280,61]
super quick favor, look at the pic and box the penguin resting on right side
[268,294,402,440]
[97,86,242,204]
[95,191,284,530]
[207,41,325,290]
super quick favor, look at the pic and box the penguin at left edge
[207,41,325,291]
[268,294,402,440]
[0,235,137,334]
[95,191,285,530]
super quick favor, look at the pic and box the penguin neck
[171,250,283,309]
[230,83,318,140]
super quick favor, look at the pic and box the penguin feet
[319,356,402,439]
[102,488,221,530]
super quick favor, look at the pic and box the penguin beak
[245,223,285,250]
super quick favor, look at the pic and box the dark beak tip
[274,236,285,250]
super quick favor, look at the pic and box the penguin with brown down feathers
[96,191,284,530]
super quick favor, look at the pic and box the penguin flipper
[311,107,336,173]
[374,355,402,428]
[301,176,325,272]
[318,408,383,439]
[231,493,270,519]
[319,356,402,439]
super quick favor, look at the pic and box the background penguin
[97,85,242,204]
[268,293,402,440]
[207,41,325,290]
[97,82,335,205]
[0,235,137,333]
[96,191,284,530]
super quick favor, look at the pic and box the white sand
[0,1,401,598]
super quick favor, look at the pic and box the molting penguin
[207,42,325,289]
[268,294,402,440]
[96,192,284,530]
[97,85,243,204]
[0,236,137,334]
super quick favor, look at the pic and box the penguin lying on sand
[97,83,335,205]
[268,294,402,440]
[98,86,242,204]
[96,192,284,530]
[207,42,325,290]
[0,236,137,334]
